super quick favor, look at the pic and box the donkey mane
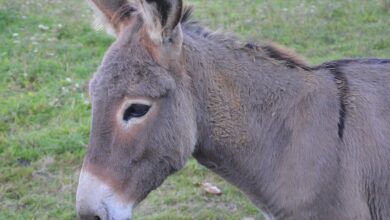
[180,6,310,71]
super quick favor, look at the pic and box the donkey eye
[123,104,151,121]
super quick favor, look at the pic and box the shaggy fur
[77,1,390,219]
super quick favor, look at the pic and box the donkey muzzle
[76,170,134,220]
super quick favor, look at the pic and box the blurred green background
[0,0,389,219]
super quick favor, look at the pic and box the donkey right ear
[139,0,183,46]
[87,0,135,36]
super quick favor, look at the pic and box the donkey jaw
[76,170,134,220]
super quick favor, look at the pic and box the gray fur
[79,1,390,219]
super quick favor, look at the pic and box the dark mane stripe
[332,67,348,140]
[315,58,390,69]
[316,61,351,140]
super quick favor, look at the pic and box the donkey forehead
[89,44,176,100]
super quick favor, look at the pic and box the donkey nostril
[77,214,102,220]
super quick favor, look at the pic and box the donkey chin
[76,170,134,220]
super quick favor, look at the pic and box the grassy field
[0,0,389,219]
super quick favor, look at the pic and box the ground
[0,0,389,219]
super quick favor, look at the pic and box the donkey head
[76,0,197,219]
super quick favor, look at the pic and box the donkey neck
[182,33,337,209]
[183,33,311,155]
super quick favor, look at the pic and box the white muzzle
[76,170,134,220]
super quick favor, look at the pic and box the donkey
[76,0,390,219]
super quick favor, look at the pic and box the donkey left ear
[139,0,183,45]
[87,0,136,37]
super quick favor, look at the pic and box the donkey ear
[87,0,135,36]
[139,0,183,45]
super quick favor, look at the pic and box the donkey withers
[76,0,390,219]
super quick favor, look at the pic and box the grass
[0,0,389,219]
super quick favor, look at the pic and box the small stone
[202,182,223,195]
[38,24,49,31]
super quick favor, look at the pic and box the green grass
[0,0,389,219]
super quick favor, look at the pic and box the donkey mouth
[76,170,134,220]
